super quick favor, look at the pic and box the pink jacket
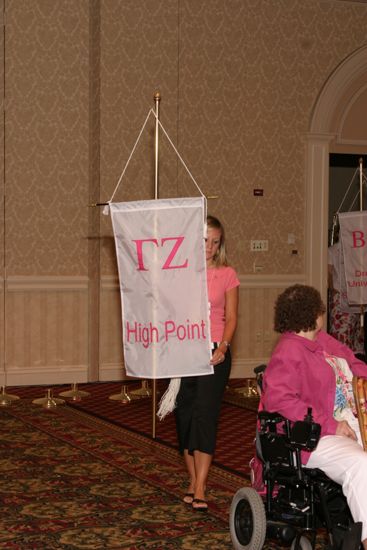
[262,331,367,461]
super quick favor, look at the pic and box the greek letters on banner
[339,211,367,306]
[110,197,213,379]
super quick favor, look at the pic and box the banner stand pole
[151,91,161,439]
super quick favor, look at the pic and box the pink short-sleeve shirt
[207,266,240,342]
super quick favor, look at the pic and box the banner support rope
[89,105,208,214]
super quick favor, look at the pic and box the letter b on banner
[352,231,366,248]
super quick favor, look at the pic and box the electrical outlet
[250,240,268,252]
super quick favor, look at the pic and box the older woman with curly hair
[262,284,367,549]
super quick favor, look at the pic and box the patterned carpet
[0,398,246,549]
[7,381,258,478]
[0,383,331,549]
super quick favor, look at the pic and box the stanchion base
[0,386,20,406]
[109,385,134,404]
[32,389,65,408]
[130,380,152,398]
[59,383,90,401]
[0,395,12,407]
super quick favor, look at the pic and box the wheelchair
[229,365,363,550]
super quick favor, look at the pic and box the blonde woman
[175,215,239,510]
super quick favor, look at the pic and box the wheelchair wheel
[229,486,266,550]
[290,535,313,550]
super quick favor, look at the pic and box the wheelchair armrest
[258,408,321,453]
[290,418,321,451]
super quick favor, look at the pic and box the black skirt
[175,350,231,455]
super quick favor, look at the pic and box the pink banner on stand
[339,211,367,306]
[110,197,213,379]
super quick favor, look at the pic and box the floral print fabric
[328,290,364,354]
[324,353,356,418]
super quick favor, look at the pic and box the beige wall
[1,0,367,385]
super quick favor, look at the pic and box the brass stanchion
[59,383,90,401]
[32,388,65,408]
[130,380,152,398]
[0,386,20,407]
[109,385,134,404]
[234,379,258,398]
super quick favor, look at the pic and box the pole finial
[154,90,161,102]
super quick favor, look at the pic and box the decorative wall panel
[4,277,88,385]
[99,276,124,381]
[3,1,91,385]
[5,0,90,276]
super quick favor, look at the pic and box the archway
[305,45,367,299]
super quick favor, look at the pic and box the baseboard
[1,366,89,387]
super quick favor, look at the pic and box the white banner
[339,211,367,306]
[110,197,213,379]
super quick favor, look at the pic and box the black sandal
[192,498,208,511]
